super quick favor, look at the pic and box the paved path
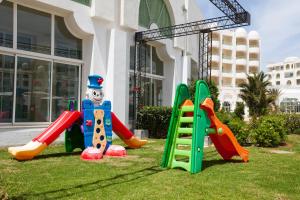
[0,128,64,148]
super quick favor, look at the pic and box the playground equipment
[8,75,147,161]
[161,80,248,174]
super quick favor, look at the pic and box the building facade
[0,0,204,127]
[208,28,260,111]
[266,57,300,113]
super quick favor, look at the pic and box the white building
[209,28,260,111]
[0,0,205,127]
[266,57,300,113]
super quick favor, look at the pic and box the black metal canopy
[132,0,251,129]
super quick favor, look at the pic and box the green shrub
[283,114,300,134]
[294,128,300,135]
[227,117,250,146]
[234,102,245,120]
[216,111,236,125]
[250,115,287,147]
[137,106,172,138]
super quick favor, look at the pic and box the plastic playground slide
[111,112,147,148]
[201,98,249,162]
[8,111,81,160]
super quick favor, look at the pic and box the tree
[234,102,245,120]
[188,80,220,111]
[239,72,272,118]
[267,88,281,112]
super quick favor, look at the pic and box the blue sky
[196,0,300,71]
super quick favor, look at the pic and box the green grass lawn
[1,135,300,200]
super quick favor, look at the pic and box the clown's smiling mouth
[93,97,102,101]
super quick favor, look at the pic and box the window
[0,3,82,124]
[190,60,199,81]
[71,0,91,6]
[55,16,82,59]
[286,80,292,85]
[276,73,280,79]
[222,101,231,112]
[284,72,293,78]
[297,71,300,76]
[0,1,13,48]
[15,57,51,122]
[297,79,300,85]
[276,81,280,85]
[139,0,171,29]
[0,54,15,122]
[129,45,164,125]
[17,5,51,54]
[52,63,80,121]
[280,98,300,113]
[286,64,290,70]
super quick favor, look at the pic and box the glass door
[0,54,15,123]
[15,56,51,123]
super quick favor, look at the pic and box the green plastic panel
[65,100,85,152]
[161,84,190,168]
[190,80,211,174]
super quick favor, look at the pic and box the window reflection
[15,57,51,122]
[17,5,51,54]
[52,63,79,121]
[0,1,13,48]
[55,16,82,59]
[0,54,15,122]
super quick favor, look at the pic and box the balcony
[249,60,259,67]
[212,55,220,63]
[236,45,247,52]
[249,66,259,74]
[222,44,233,50]
[211,70,220,77]
[236,78,247,86]
[249,46,260,54]
[222,77,233,87]
[222,64,233,74]
[236,58,247,66]
[236,65,247,73]
[211,40,220,48]
[222,57,233,64]
[236,73,247,79]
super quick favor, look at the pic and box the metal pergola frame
[132,0,251,129]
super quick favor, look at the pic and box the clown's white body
[86,88,104,106]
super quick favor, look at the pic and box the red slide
[111,112,147,148]
[201,98,249,162]
[8,111,81,160]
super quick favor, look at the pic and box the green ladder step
[178,128,193,134]
[172,160,190,172]
[179,117,194,123]
[181,106,194,112]
[176,138,192,145]
[174,149,191,157]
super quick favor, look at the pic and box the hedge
[137,106,291,147]
[137,106,172,138]
[283,114,300,135]
[250,115,287,147]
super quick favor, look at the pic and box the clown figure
[86,75,104,106]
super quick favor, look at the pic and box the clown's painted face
[86,88,104,106]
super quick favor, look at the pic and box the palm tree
[267,88,281,112]
[239,72,272,118]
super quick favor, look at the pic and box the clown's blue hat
[88,75,103,89]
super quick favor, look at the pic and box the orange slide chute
[201,98,249,162]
